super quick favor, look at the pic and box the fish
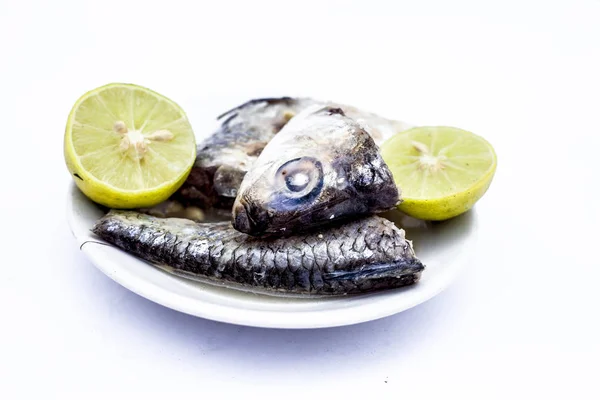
[172,97,312,212]
[155,97,411,218]
[92,210,425,297]
[232,105,402,236]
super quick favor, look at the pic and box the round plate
[67,183,477,329]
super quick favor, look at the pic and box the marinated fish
[93,210,425,296]
[161,97,410,216]
[233,106,400,236]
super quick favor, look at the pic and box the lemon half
[381,126,497,221]
[64,83,196,208]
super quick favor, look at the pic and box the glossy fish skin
[232,106,400,237]
[93,210,424,297]
[165,97,410,215]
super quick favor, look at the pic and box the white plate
[67,182,477,329]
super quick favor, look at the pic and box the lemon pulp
[380,126,497,220]
[64,83,196,208]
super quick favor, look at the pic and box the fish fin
[323,260,425,282]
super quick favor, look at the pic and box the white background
[1,0,599,398]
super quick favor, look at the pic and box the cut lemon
[381,126,496,221]
[64,83,196,208]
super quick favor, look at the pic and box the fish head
[233,106,400,236]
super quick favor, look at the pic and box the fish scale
[93,210,425,297]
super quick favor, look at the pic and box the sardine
[172,98,312,211]
[232,106,401,236]
[93,210,425,296]
[163,97,410,216]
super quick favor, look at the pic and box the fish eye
[285,171,310,192]
[275,157,323,198]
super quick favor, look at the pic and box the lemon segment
[64,83,196,208]
[381,126,497,221]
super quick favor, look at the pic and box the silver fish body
[93,210,424,297]
[168,97,410,215]
[232,106,401,237]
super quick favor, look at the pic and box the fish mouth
[233,198,268,235]
[232,201,253,234]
